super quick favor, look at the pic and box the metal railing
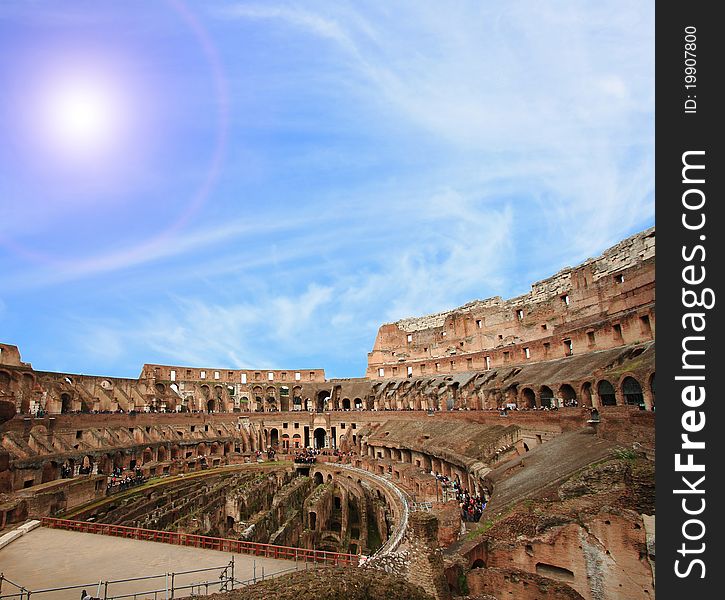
[1,558,306,600]
[335,464,410,557]
[40,517,357,566]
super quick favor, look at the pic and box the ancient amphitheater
[0,228,655,600]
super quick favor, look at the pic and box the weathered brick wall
[367,228,655,378]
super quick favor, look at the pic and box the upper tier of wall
[367,228,655,378]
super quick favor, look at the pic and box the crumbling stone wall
[367,228,655,379]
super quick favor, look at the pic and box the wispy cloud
[1,1,653,378]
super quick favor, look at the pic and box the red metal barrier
[40,517,358,566]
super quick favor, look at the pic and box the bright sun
[41,75,125,161]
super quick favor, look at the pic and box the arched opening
[280,387,290,412]
[309,511,317,530]
[226,516,235,531]
[270,428,279,447]
[0,370,11,392]
[206,398,216,413]
[142,448,153,464]
[200,385,210,399]
[539,386,554,408]
[61,393,72,413]
[316,391,330,412]
[113,452,124,470]
[559,384,577,407]
[622,377,645,409]
[314,427,326,449]
[266,387,277,411]
[292,434,302,449]
[598,380,617,406]
[581,382,593,407]
[521,387,536,409]
[342,398,351,410]
[354,397,362,409]
[471,559,486,569]
[313,471,323,485]
[157,446,167,462]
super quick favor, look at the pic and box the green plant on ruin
[613,447,639,461]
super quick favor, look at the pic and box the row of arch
[373,373,655,412]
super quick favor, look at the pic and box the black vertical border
[657,2,722,598]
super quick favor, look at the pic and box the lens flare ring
[1,0,229,269]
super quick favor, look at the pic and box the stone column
[406,512,451,600]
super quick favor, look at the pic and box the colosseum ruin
[0,227,655,600]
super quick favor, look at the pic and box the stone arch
[504,384,518,405]
[597,380,617,406]
[558,384,577,406]
[621,376,645,408]
[521,387,536,409]
[314,427,326,449]
[61,393,73,413]
[354,397,362,409]
[539,386,554,408]
[157,446,168,462]
[0,370,12,392]
[253,386,264,412]
[265,386,277,411]
[200,384,211,399]
[197,443,208,456]
[342,397,351,410]
[581,382,593,407]
[270,428,279,447]
[316,391,330,412]
[313,471,324,485]
[113,451,124,470]
[142,447,153,464]
[211,442,220,455]
[206,398,216,413]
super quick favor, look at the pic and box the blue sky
[0,1,654,379]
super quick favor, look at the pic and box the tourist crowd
[293,448,319,464]
[433,473,488,523]
[106,467,146,494]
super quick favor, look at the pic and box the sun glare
[40,74,125,161]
